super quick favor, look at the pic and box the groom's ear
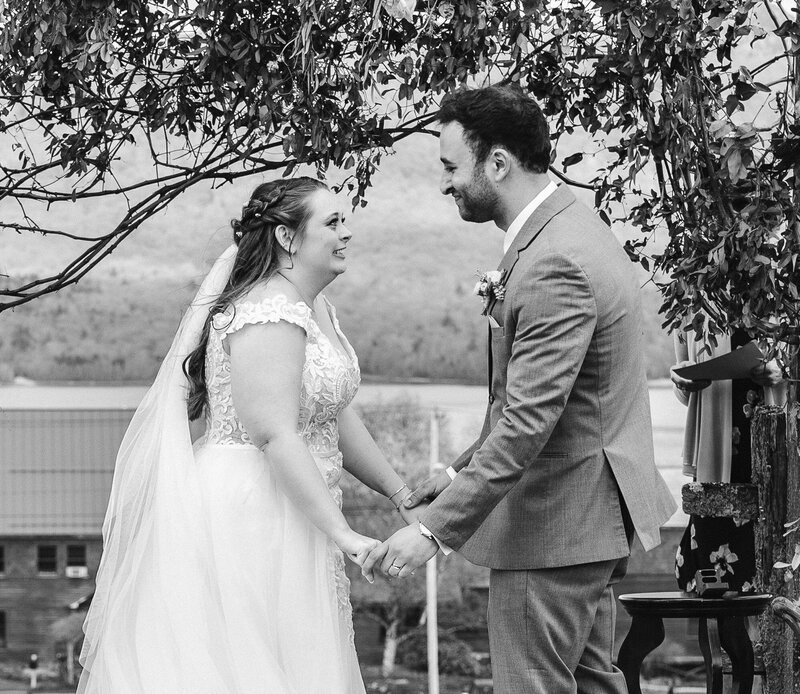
[486,147,513,183]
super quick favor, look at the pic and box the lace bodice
[204,294,360,458]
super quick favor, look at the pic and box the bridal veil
[78,245,238,692]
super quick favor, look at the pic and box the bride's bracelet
[388,484,409,509]
[395,493,414,512]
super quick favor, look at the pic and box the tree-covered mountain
[0,135,674,384]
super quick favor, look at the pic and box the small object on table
[694,568,730,598]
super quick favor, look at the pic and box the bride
[77,177,423,693]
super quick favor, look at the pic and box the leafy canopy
[1,0,797,364]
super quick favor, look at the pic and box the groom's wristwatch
[418,522,436,543]
[419,522,453,555]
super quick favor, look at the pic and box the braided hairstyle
[183,176,328,421]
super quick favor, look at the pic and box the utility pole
[427,410,441,694]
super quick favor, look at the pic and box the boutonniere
[474,269,507,315]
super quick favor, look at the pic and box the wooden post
[66,640,76,685]
[767,0,800,666]
[427,409,441,694]
[752,404,800,693]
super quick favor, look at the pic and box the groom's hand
[398,500,430,526]
[362,525,438,580]
[403,470,452,509]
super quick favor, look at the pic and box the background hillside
[0,134,675,384]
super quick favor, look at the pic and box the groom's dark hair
[438,84,551,174]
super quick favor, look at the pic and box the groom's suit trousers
[488,552,629,694]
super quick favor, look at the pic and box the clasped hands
[357,469,453,583]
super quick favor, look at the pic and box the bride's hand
[336,530,380,569]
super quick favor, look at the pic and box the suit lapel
[486,185,576,317]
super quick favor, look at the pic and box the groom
[362,85,676,693]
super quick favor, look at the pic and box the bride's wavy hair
[183,176,328,421]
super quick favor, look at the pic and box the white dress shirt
[420,181,558,556]
[503,180,558,254]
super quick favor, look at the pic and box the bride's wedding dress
[78,284,365,693]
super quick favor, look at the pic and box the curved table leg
[617,615,665,694]
[719,615,754,694]
[699,617,724,694]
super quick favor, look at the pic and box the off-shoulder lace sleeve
[212,294,314,338]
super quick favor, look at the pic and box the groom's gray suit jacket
[420,185,676,570]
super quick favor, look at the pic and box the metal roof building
[0,386,146,537]
[0,386,148,660]
[0,383,688,668]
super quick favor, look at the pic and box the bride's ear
[275,224,295,254]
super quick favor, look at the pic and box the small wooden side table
[617,592,772,694]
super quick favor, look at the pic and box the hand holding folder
[673,342,763,382]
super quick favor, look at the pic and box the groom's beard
[455,170,497,223]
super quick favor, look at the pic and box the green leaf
[725,148,746,182]
[774,20,797,39]
[595,0,620,14]
[725,94,741,116]
[709,119,732,139]
[735,80,757,102]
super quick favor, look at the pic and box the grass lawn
[360,664,730,694]
[362,665,484,694]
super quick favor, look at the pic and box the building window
[66,544,87,568]
[0,611,5,648]
[65,545,89,578]
[37,545,57,575]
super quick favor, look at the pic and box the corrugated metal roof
[0,384,490,538]
[0,383,489,410]
[0,385,148,411]
[0,409,132,535]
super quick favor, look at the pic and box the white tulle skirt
[78,444,365,694]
